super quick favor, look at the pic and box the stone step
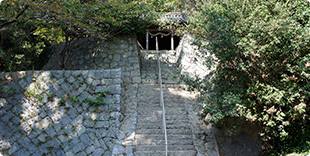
[137,120,191,125]
[136,115,189,121]
[137,111,188,116]
[134,139,193,145]
[135,134,193,140]
[135,111,188,116]
[137,107,187,111]
[137,99,176,103]
[136,123,191,129]
[137,109,188,115]
[134,150,197,156]
[137,103,187,107]
[135,145,195,152]
[136,129,192,134]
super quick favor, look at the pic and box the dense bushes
[185,0,310,154]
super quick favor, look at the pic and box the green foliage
[83,90,109,107]
[70,95,80,103]
[142,0,183,12]
[59,97,66,106]
[185,0,310,154]
[25,87,36,97]
[58,93,105,107]
[0,0,156,71]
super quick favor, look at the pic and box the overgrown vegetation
[182,0,310,154]
[0,0,187,71]
[0,0,157,71]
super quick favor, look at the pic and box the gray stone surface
[43,36,141,84]
[113,84,219,156]
[0,69,122,156]
[112,84,138,156]
[215,121,262,156]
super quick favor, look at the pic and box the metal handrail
[156,36,168,156]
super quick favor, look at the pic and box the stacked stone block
[0,69,122,156]
[43,36,141,84]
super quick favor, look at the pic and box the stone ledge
[0,69,122,83]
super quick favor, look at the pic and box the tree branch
[0,4,29,29]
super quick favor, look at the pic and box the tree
[182,0,310,154]
[0,0,155,71]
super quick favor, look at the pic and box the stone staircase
[112,48,219,156]
[133,84,218,156]
[140,50,178,84]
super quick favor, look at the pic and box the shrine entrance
[137,29,180,51]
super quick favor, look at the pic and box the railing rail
[156,36,168,156]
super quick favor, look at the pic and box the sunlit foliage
[182,0,310,154]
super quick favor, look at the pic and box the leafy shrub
[83,90,109,107]
[185,0,310,154]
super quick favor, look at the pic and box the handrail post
[171,30,174,50]
[146,31,149,50]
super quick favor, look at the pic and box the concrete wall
[0,69,122,156]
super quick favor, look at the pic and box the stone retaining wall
[215,119,262,156]
[0,69,122,156]
[43,34,212,85]
[176,34,215,79]
[43,36,141,84]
